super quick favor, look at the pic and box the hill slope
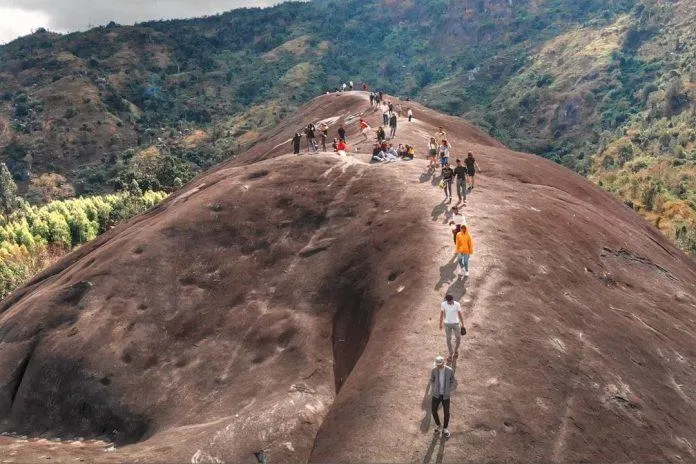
[0,93,695,462]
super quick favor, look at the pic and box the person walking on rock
[427,137,439,169]
[359,118,370,141]
[408,107,413,122]
[382,102,390,126]
[449,206,466,243]
[435,127,447,145]
[465,152,482,191]
[441,162,454,203]
[291,132,301,155]
[337,124,346,141]
[453,159,468,205]
[439,140,450,168]
[455,225,474,279]
[349,80,354,91]
[440,294,464,362]
[389,112,398,139]
[430,355,455,438]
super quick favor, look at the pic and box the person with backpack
[441,162,454,202]
[465,152,482,191]
[427,137,439,169]
[440,294,464,363]
[337,124,346,141]
[439,140,450,168]
[455,225,474,278]
[453,159,468,205]
[291,132,301,155]
[305,123,317,153]
[430,355,455,439]
[389,112,398,139]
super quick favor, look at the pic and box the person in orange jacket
[455,225,473,279]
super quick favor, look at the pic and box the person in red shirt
[336,139,348,157]
[359,119,370,141]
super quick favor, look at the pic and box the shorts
[467,169,475,176]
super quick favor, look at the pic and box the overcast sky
[0,0,286,44]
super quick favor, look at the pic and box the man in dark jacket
[430,356,455,438]
[291,132,301,155]
[389,113,397,139]
[453,159,468,204]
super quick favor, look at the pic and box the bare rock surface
[0,92,695,463]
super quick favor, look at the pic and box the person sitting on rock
[336,139,348,158]
[332,138,339,151]
[372,143,386,162]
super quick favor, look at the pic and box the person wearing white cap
[430,355,455,438]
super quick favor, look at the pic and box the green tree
[0,162,19,215]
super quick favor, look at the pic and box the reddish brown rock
[0,92,694,463]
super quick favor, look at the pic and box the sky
[0,0,285,44]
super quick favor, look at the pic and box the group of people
[371,141,415,163]
[428,127,482,440]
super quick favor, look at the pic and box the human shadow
[431,201,448,222]
[435,257,458,291]
[422,434,440,464]
[435,436,446,463]
[445,275,468,301]
[419,377,433,433]
[419,170,434,184]
[430,171,441,187]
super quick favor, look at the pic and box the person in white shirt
[449,206,467,244]
[407,108,413,122]
[439,294,464,362]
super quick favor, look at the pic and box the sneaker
[443,428,451,438]
[465,270,469,277]
[434,426,442,435]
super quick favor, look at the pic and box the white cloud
[0,6,53,43]
[0,0,286,44]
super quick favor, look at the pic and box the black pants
[432,395,450,428]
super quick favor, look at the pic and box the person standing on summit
[305,123,317,153]
[389,112,398,139]
[430,355,455,439]
[291,132,301,155]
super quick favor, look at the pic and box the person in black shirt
[389,113,398,139]
[465,152,481,190]
[376,126,386,143]
[337,124,346,141]
[305,124,317,153]
[453,159,468,204]
[441,163,454,203]
[291,132,301,155]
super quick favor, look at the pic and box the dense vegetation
[0,0,694,255]
[0,169,166,298]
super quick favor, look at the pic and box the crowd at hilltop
[289,87,484,441]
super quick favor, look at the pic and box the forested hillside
[0,0,694,253]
